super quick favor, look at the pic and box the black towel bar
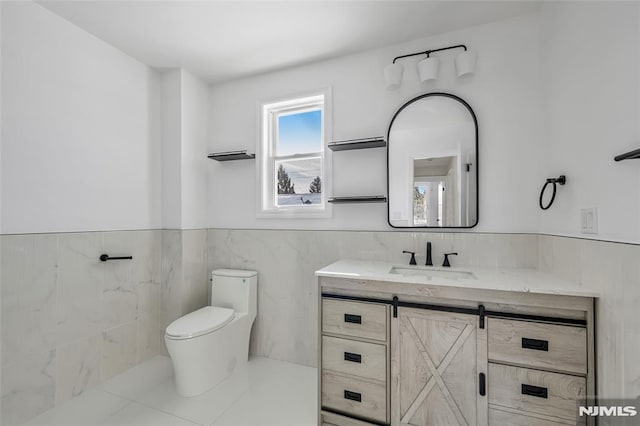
[99,254,133,262]
[614,148,640,161]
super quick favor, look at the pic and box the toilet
[165,269,257,397]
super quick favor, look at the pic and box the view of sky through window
[277,109,322,156]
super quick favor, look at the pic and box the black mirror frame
[387,92,479,229]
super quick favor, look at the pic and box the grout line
[205,386,251,426]
[4,229,639,246]
[95,386,138,403]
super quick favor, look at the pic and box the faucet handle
[443,252,458,267]
[402,250,417,265]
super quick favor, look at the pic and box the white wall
[207,13,544,231]
[0,1,162,234]
[160,70,183,229]
[539,2,640,244]
[180,71,209,229]
[159,69,209,230]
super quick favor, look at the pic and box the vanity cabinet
[317,269,596,426]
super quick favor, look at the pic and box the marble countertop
[316,260,599,298]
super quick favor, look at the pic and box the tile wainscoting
[538,234,640,399]
[2,228,638,424]
[0,229,209,425]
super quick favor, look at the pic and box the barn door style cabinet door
[391,307,486,426]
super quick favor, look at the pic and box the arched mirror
[388,93,478,228]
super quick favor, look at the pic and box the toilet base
[165,312,252,397]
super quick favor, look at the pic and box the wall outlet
[580,208,598,234]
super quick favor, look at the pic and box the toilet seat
[165,306,235,340]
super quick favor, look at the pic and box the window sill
[256,206,332,219]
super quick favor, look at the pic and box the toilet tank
[211,269,257,318]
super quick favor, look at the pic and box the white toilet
[165,269,257,397]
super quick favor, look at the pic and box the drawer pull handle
[521,384,548,399]
[344,352,362,363]
[522,337,549,351]
[344,390,362,402]
[344,314,362,324]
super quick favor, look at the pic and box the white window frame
[257,88,332,218]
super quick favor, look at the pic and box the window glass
[275,157,322,206]
[277,109,322,156]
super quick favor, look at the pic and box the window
[258,90,331,217]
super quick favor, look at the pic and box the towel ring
[539,175,566,210]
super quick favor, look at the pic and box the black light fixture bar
[208,150,255,161]
[392,44,467,63]
[614,148,640,161]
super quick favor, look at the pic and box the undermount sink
[389,266,476,280]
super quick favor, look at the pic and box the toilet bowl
[165,269,257,397]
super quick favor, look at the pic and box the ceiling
[38,1,539,84]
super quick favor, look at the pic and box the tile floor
[23,356,317,426]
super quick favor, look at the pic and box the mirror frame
[387,92,479,229]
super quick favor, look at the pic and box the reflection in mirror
[388,94,478,228]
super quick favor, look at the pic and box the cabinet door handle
[344,352,362,363]
[521,384,548,399]
[522,337,549,351]
[479,373,486,396]
[344,390,362,402]
[344,314,362,324]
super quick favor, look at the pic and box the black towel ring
[539,175,566,210]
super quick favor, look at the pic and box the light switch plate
[581,208,598,234]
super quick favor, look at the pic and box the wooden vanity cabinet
[318,276,596,426]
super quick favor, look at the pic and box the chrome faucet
[425,242,433,266]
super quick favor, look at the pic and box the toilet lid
[165,306,235,339]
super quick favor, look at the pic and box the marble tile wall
[159,229,209,354]
[3,228,637,425]
[0,230,163,425]
[206,229,540,368]
[538,235,640,399]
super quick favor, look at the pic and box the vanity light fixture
[384,44,476,90]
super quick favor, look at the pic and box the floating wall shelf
[328,137,386,151]
[208,150,255,161]
[328,196,387,204]
[614,148,640,161]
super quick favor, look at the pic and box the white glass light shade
[455,50,477,77]
[384,62,404,90]
[417,56,439,82]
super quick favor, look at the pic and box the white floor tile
[98,355,173,400]
[134,367,251,425]
[24,356,316,426]
[210,359,317,426]
[23,389,130,426]
[98,402,199,426]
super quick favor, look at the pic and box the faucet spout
[425,242,433,266]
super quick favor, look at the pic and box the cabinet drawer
[488,363,586,423]
[489,407,580,425]
[321,410,381,426]
[488,318,587,375]
[322,299,387,342]
[322,336,386,382]
[322,371,387,423]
